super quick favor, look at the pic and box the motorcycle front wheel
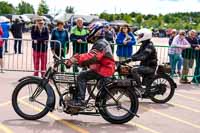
[12,79,51,120]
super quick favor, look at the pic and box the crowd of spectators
[0,16,200,84]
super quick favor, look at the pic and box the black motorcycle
[116,62,177,103]
[88,62,176,104]
[12,56,139,124]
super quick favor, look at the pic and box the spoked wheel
[98,87,139,124]
[148,74,175,103]
[12,79,50,120]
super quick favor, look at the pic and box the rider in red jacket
[65,22,115,107]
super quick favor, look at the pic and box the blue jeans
[169,54,183,76]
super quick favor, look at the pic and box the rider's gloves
[65,59,73,68]
[65,55,79,68]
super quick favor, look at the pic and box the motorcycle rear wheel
[98,87,139,124]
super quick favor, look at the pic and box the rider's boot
[68,98,86,109]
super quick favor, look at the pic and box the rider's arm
[74,49,105,66]
[131,45,154,61]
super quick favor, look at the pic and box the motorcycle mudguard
[18,76,56,112]
[18,76,42,82]
[45,83,56,112]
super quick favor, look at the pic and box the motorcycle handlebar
[53,55,69,68]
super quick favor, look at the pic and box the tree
[135,15,143,27]
[65,6,75,14]
[0,1,15,15]
[17,1,34,14]
[37,0,49,16]
[99,11,200,30]
[99,12,110,21]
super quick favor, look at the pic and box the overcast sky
[5,0,200,15]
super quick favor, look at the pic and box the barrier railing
[1,38,199,83]
[1,38,62,73]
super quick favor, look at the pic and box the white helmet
[135,28,152,43]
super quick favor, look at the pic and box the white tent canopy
[53,13,99,23]
[12,15,31,23]
[0,16,10,23]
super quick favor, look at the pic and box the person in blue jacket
[1,21,10,53]
[116,24,136,61]
[51,20,69,57]
[51,20,69,72]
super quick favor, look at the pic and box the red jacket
[0,26,3,47]
[74,49,115,77]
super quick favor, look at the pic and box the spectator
[191,36,200,83]
[31,18,49,77]
[0,25,3,72]
[104,24,116,53]
[116,24,136,61]
[169,29,177,45]
[11,18,23,54]
[168,30,190,77]
[168,29,182,76]
[70,18,89,72]
[1,21,10,53]
[180,30,198,83]
[51,20,69,71]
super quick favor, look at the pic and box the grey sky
[5,0,200,15]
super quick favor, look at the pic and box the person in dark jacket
[180,30,198,83]
[31,18,49,77]
[116,24,136,61]
[122,28,157,87]
[104,24,116,53]
[192,38,200,83]
[70,18,89,72]
[11,18,23,54]
[169,29,177,46]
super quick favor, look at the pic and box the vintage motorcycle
[88,62,176,104]
[116,62,177,103]
[12,56,139,124]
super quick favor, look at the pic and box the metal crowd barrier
[1,38,200,83]
[1,38,62,72]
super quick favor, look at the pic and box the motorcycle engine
[64,94,71,103]
[63,86,81,114]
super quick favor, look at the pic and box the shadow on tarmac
[2,118,139,133]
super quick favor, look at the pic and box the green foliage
[99,11,200,30]
[0,1,15,15]
[37,0,49,16]
[65,6,75,14]
[17,1,34,14]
